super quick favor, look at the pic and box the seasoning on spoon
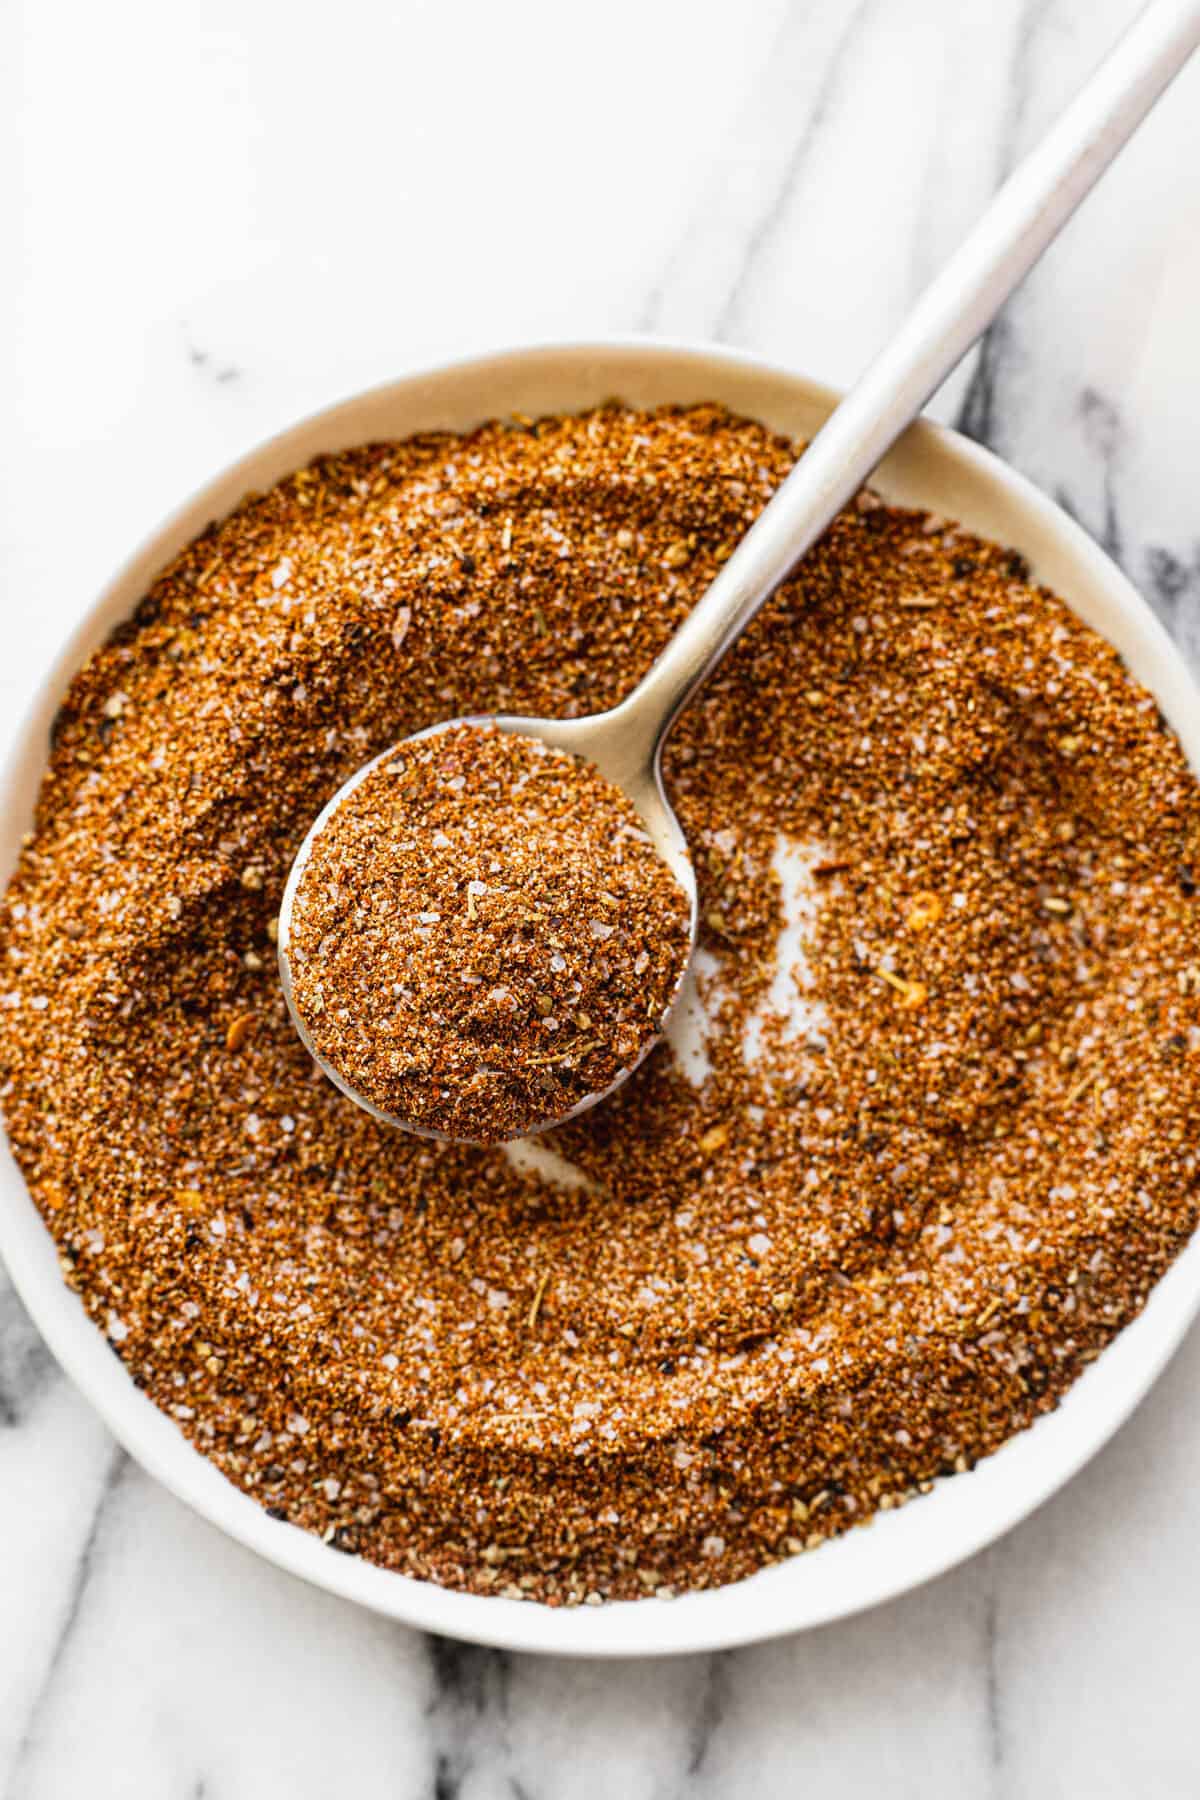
[283,721,693,1142]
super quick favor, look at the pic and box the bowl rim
[3,334,1200,1659]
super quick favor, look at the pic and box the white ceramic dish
[3,339,1199,1658]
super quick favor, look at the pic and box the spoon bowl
[276,708,699,1141]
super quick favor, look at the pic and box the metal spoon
[280,0,1200,1138]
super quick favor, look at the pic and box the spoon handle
[614,0,1200,764]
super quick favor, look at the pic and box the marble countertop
[4,0,1200,1792]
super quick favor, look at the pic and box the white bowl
[4,340,1199,1658]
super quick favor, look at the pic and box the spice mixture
[2,403,1199,1607]
[283,721,691,1143]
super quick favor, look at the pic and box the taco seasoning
[2,401,1199,1607]
[283,722,692,1142]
